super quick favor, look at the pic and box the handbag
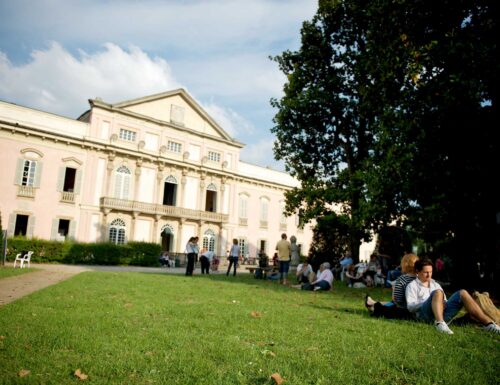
[473,291,500,324]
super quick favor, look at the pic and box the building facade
[0,89,314,259]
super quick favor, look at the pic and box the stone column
[179,168,187,208]
[134,159,142,202]
[156,164,164,205]
[105,154,115,196]
[198,173,206,211]
[101,208,111,241]
[130,211,140,241]
[153,214,162,244]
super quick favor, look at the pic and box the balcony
[100,197,229,223]
[260,220,268,229]
[60,191,75,203]
[239,218,248,226]
[17,185,35,198]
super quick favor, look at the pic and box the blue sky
[0,0,317,170]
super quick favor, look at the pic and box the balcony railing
[60,191,75,203]
[17,185,35,198]
[100,197,229,223]
[239,218,248,226]
[279,223,287,231]
[260,220,268,229]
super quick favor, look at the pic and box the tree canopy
[271,0,498,289]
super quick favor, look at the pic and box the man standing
[185,237,199,276]
[275,233,291,285]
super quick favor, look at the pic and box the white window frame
[208,151,221,163]
[119,128,137,142]
[109,219,126,244]
[167,140,182,153]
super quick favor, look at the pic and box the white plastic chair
[13,251,33,268]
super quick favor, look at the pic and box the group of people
[365,253,500,335]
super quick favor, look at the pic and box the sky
[0,0,318,171]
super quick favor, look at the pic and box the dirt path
[0,264,91,306]
[0,263,185,306]
[0,262,248,306]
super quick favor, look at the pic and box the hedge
[5,238,162,267]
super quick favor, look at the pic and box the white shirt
[296,263,313,277]
[405,277,445,313]
[312,269,334,286]
[201,250,214,262]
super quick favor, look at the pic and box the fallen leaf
[270,372,284,384]
[74,368,88,381]
[250,311,262,318]
[18,369,30,377]
[261,349,276,357]
[0,335,6,340]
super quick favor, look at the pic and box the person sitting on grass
[296,259,314,284]
[405,258,500,335]
[365,253,419,319]
[302,262,333,291]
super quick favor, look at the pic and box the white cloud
[240,137,284,171]
[202,101,254,139]
[0,42,181,117]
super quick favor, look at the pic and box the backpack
[473,291,500,324]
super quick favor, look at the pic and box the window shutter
[74,169,82,194]
[68,220,76,240]
[57,167,65,191]
[33,162,43,188]
[27,216,35,239]
[8,213,16,237]
[14,159,24,185]
[114,173,123,198]
[51,219,59,240]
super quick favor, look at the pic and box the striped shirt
[392,274,416,309]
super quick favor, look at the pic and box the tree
[271,0,498,289]
[271,0,378,261]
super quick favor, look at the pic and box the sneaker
[435,321,454,334]
[483,322,500,334]
[313,286,321,291]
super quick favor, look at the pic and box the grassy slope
[0,272,498,384]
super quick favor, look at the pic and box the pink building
[0,89,313,258]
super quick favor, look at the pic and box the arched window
[205,183,217,212]
[163,175,178,206]
[161,224,174,252]
[203,229,216,252]
[109,218,126,244]
[114,166,131,199]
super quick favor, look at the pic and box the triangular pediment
[109,89,233,141]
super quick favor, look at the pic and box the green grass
[0,272,498,384]
[0,266,37,279]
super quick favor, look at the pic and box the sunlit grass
[0,266,37,279]
[0,272,498,384]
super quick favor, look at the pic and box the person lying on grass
[405,258,500,335]
[365,253,419,320]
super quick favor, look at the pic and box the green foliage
[271,0,498,290]
[6,238,162,267]
[0,272,498,384]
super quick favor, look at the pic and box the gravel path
[0,263,186,306]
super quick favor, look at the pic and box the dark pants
[200,256,210,274]
[186,253,196,276]
[372,302,414,320]
[226,257,238,276]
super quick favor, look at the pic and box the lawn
[0,271,498,384]
[0,266,36,279]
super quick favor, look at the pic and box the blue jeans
[279,260,290,280]
[417,290,463,323]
